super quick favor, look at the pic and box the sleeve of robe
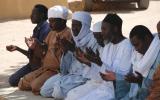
[114,45,133,80]
[60,51,74,75]
[113,44,133,99]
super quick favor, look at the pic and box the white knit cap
[48,5,72,20]
[91,21,102,32]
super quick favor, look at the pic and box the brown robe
[147,65,160,100]
[18,27,72,95]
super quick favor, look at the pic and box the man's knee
[66,90,78,100]
[52,85,64,99]
[8,64,32,87]
[8,74,19,87]
[31,80,41,95]
[18,78,31,91]
[40,83,53,97]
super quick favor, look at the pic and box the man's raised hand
[25,37,37,49]
[6,45,17,52]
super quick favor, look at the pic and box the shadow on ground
[0,61,28,88]
[0,61,54,100]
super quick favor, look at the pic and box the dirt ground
[0,0,160,100]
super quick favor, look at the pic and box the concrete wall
[0,0,68,20]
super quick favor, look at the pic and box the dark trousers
[8,63,32,86]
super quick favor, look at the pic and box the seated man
[66,14,133,100]
[65,21,113,100]
[123,25,160,100]
[6,4,50,87]
[18,5,72,95]
[40,11,100,99]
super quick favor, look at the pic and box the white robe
[66,39,133,100]
[65,47,115,100]
[78,81,115,100]
[54,35,99,98]
[128,34,160,98]
[132,34,160,77]
[101,39,133,99]
[100,39,133,75]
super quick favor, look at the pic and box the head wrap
[72,11,93,47]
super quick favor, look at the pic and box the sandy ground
[0,0,160,100]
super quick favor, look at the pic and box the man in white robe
[66,14,133,100]
[40,11,99,99]
[122,25,160,100]
[65,21,114,100]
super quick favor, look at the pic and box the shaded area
[0,62,28,88]
[3,90,53,100]
[0,61,54,100]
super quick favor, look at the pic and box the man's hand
[6,45,17,52]
[25,37,37,49]
[85,48,102,66]
[100,70,116,81]
[93,33,105,47]
[59,37,75,52]
[125,71,143,84]
[53,35,61,53]
[75,48,91,66]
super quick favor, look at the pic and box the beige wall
[0,0,68,20]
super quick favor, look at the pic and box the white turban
[72,11,92,27]
[91,21,102,32]
[48,5,72,20]
[72,11,93,47]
